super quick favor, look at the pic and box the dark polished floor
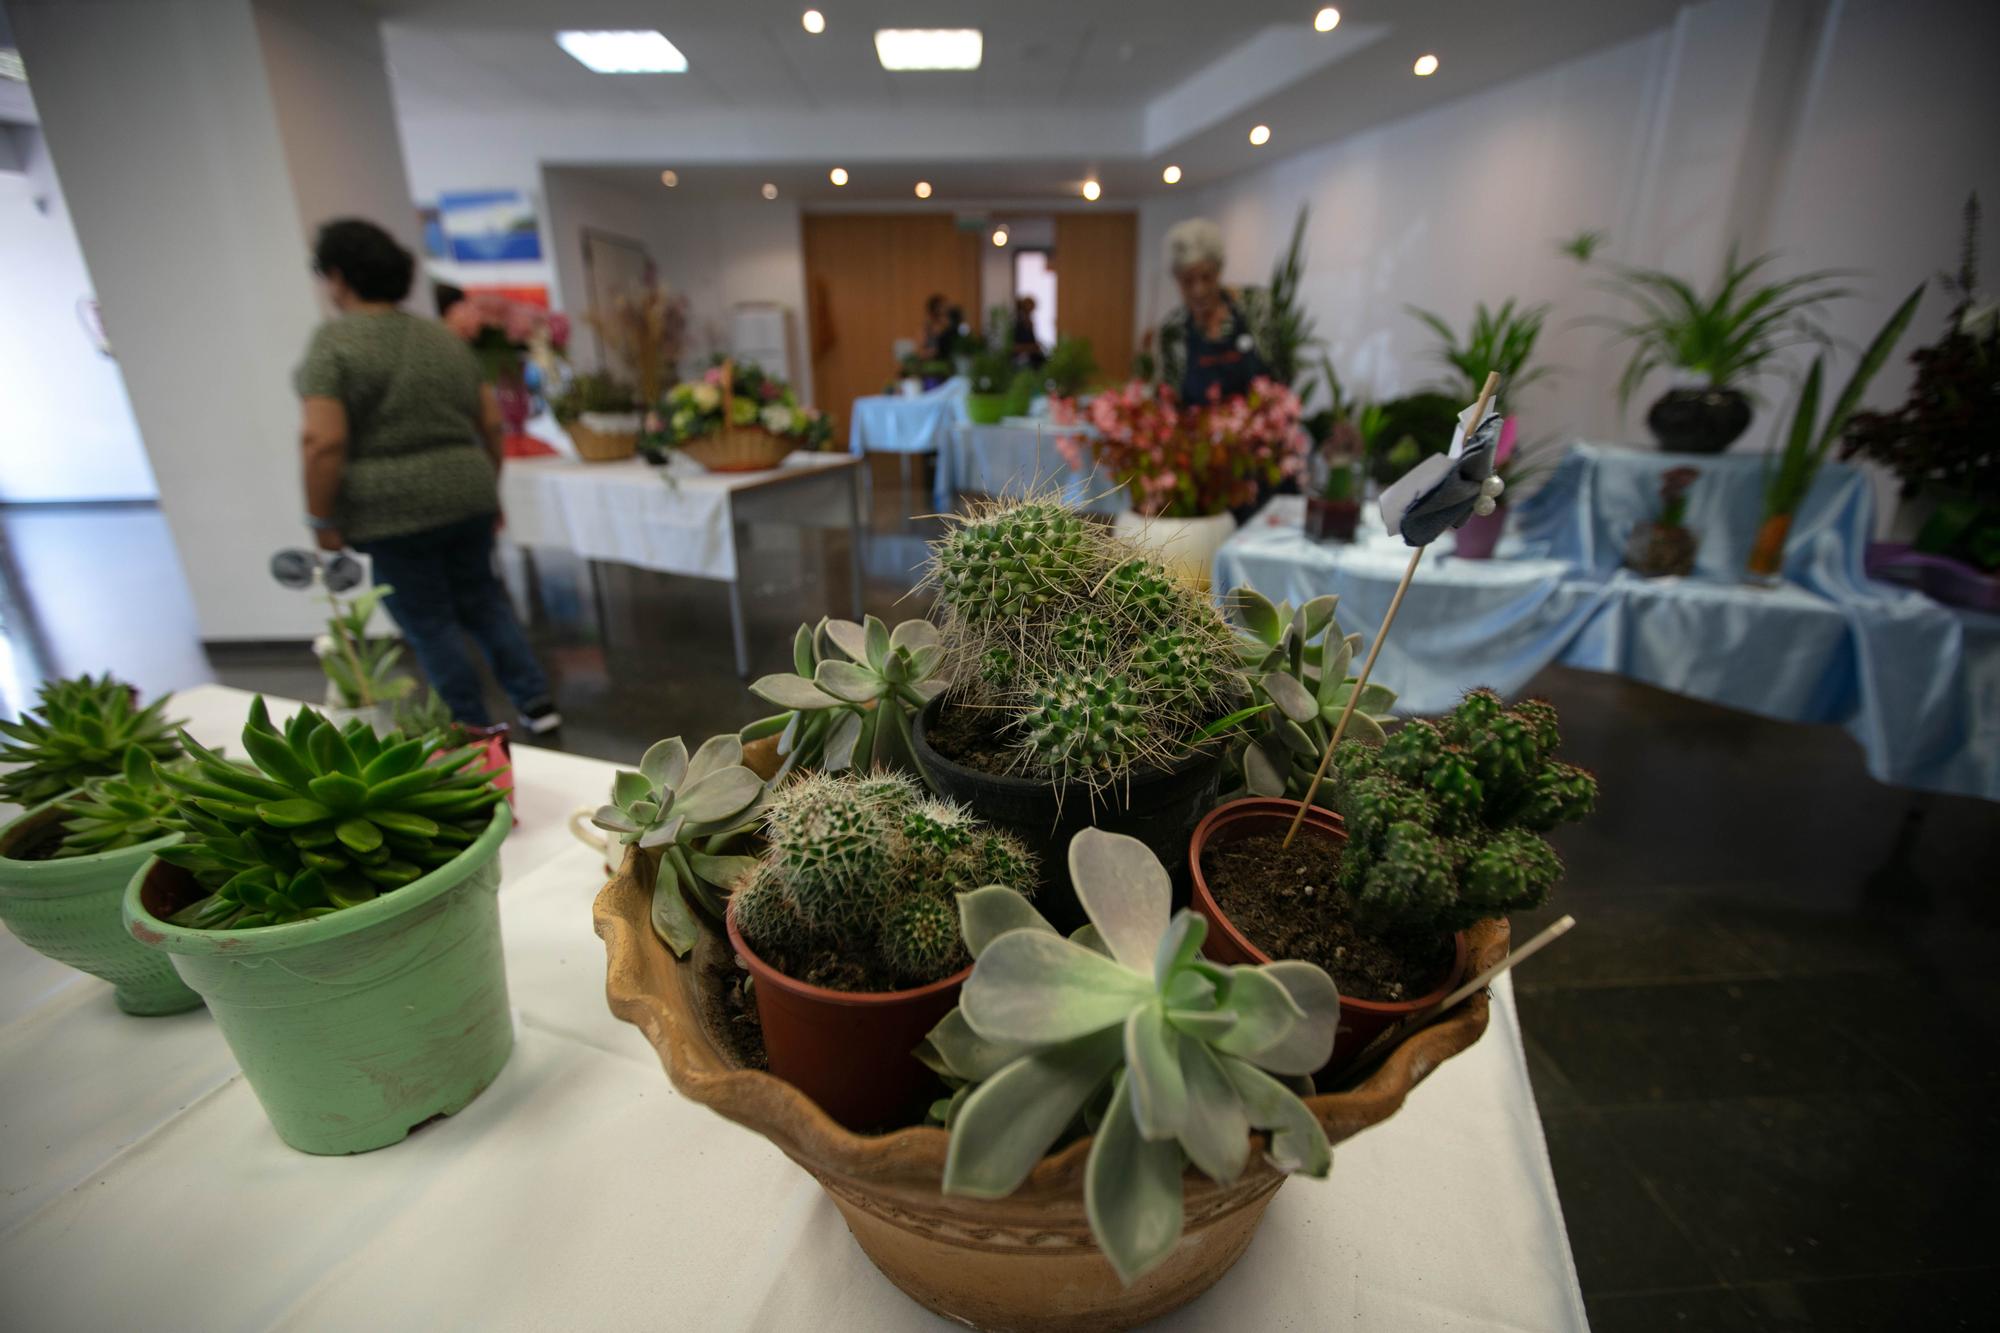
[4,465,1996,1329]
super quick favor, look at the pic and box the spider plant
[1597,248,1851,408]
[1406,298,1554,401]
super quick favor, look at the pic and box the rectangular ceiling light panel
[556,30,688,74]
[875,29,982,71]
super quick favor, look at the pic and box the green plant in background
[1042,336,1099,397]
[969,345,1016,396]
[923,498,1245,796]
[1366,391,1462,484]
[1240,203,1319,391]
[744,615,949,781]
[1327,689,1595,941]
[318,584,416,712]
[919,828,1339,1283]
[1557,229,1607,264]
[154,698,503,929]
[50,745,182,857]
[0,675,181,807]
[1406,298,1554,402]
[1217,589,1399,802]
[1596,247,1851,408]
[731,772,1036,986]
[591,734,767,956]
[550,371,639,425]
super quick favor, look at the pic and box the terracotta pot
[1187,798,1470,1076]
[725,897,966,1132]
[1451,507,1506,560]
[1746,511,1793,581]
[1303,495,1360,543]
[596,847,1504,1332]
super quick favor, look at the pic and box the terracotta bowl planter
[1188,798,1472,1076]
[596,845,1504,1332]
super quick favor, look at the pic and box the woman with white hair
[1158,217,1268,403]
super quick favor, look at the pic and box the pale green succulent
[920,828,1339,1285]
[744,615,947,780]
[592,735,767,956]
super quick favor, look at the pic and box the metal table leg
[726,573,751,678]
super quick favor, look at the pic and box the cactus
[1052,607,1117,661]
[1134,629,1231,700]
[1335,771,1438,853]
[1102,557,1184,626]
[737,773,1036,988]
[931,501,1094,620]
[1353,820,1458,927]
[1017,667,1148,776]
[0,675,182,807]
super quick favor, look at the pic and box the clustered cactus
[744,615,948,780]
[0,675,181,807]
[923,497,1244,791]
[1330,688,1596,938]
[731,772,1036,987]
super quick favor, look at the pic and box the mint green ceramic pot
[123,802,514,1154]
[0,801,202,1015]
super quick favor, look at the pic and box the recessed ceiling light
[829,167,849,186]
[992,227,1010,247]
[555,30,688,74]
[660,170,679,187]
[1413,53,1439,76]
[1161,164,1182,185]
[1082,179,1102,202]
[875,29,982,71]
[802,9,825,35]
[761,183,779,200]
[1249,124,1272,146]
[914,181,934,199]
[1315,8,1341,33]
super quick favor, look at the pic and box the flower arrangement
[1058,377,1305,518]
[661,360,830,450]
[444,293,570,381]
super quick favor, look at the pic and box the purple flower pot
[1452,507,1506,560]
[1864,544,2000,612]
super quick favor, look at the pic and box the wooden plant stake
[1281,369,1501,848]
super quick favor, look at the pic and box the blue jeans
[357,515,551,726]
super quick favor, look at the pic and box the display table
[936,420,1125,514]
[847,378,968,457]
[0,684,1586,1331]
[497,451,863,677]
[1215,444,2000,801]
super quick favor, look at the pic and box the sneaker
[519,700,563,735]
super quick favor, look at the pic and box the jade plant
[744,615,948,780]
[919,828,1339,1283]
[732,772,1035,987]
[0,674,181,807]
[590,734,767,956]
[49,746,181,857]
[923,498,1244,793]
[153,698,503,929]
[1329,688,1596,939]
[1219,589,1399,803]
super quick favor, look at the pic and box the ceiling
[369,1,1690,203]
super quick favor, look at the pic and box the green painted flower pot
[965,392,1008,425]
[123,802,515,1155]
[0,801,202,1015]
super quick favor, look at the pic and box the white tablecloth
[0,685,1585,1331]
[499,451,856,582]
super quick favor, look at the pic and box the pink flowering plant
[444,294,571,381]
[1055,378,1306,517]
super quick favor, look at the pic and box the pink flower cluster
[1054,378,1305,518]
[444,294,570,351]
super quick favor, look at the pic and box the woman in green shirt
[296,218,558,733]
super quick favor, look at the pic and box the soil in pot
[1198,830,1454,1004]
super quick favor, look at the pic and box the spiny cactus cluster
[733,772,1036,987]
[1331,688,1596,938]
[923,497,1244,790]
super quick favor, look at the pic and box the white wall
[541,169,656,370]
[643,196,811,401]
[0,124,156,501]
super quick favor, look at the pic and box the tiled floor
[4,469,1996,1328]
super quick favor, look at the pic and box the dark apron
[1179,296,1266,404]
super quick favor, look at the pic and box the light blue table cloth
[847,378,968,457]
[1213,444,1999,801]
[936,420,1126,514]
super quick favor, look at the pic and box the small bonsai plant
[154,698,504,929]
[50,745,182,856]
[744,615,949,781]
[590,734,766,956]
[731,772,1035,989]
[0,674,181,807]
[920,827,1339,1284]
[1625,466,1701,577]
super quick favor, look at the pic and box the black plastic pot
[911,694,1225,932]
[1646,387,1752,454]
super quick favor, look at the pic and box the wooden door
[1053,212,1137,387]
[802,214,982,435]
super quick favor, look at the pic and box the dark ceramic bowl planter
[1646,386,1752,454]
[911,694,1224,932]
[1303,496,1360,542]
[725,895,966,1132]
[1188,798,1469,1076]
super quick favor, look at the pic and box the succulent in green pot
[591,733,767,956]
[920,827,1340,1284]
[0,674,181,807]
[52,745,183,856]
[743,615,948,781]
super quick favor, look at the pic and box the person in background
[296,218,561,735]
[918,292,953,360]
[1158,217,1268,403]
[1011,295,1045,368]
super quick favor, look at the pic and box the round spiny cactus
[1461,827,1563,917]
[1352,820,1458,933]
[733,862,814,957]
[904,796,977,857]
[1017,667,1148,776]
[766,775,896,931]
[980,644,1019,687]
[942,828,1037,895]
[1053,607,1118,662]
[933,501,1094,620]
[1133,629,1230,699]
[1103,557,1184,626]
[882,892,964,982]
